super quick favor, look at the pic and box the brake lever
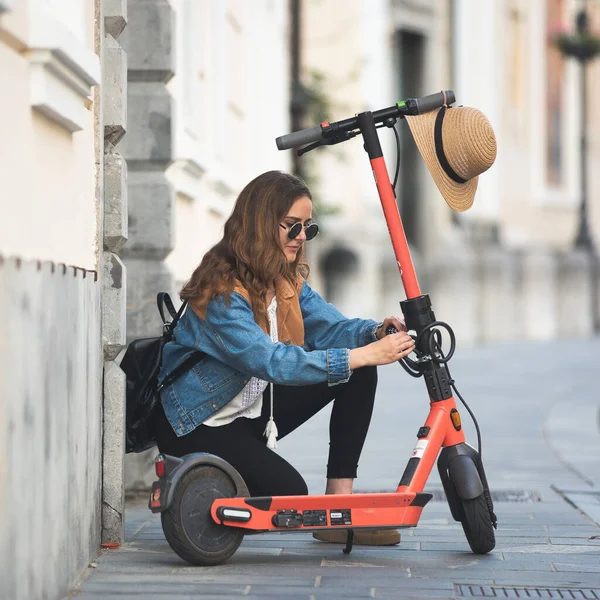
[298,130,358,157]
[298,140,324,157]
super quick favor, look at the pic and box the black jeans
[154,366,377,497]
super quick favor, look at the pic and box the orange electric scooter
[148,91,497,566]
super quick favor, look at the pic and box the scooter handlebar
[275,90,456,151]
[413,90,455,114]
[276,125,324,151]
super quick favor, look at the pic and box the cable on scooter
[450,376,483,459]
[417,321,456,364]
[427,330,483,459]
[391,122,401,191]
[390,322,483,457]
[398,355,423,378]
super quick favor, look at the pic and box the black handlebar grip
[276,126,324,151]
[414,90,456,114]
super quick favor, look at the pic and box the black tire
[161,465,248,566]
[460,494,495,554]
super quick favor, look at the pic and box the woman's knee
[269,470,308,497]
[351,365,378,390]
[283,479,309,496]
[245,458,308,497]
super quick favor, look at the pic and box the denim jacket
[159,279,379,436]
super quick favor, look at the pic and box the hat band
[434,107,467,184]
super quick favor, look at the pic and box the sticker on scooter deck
[411,439,429,458]
[330,509,352,526]
[303,510,327,527]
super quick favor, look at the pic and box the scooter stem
[356,111,421,299]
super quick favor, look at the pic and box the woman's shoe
[312,529,400,546]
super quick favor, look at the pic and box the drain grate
[428,489,542,503]
[455,584,600,598]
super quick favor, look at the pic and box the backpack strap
[157,350,205,392]
[157,292,178,325]
[157,293,189,333]
[167,297,188,334]
[155,293,195,391]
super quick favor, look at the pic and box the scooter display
[148,90,498,566]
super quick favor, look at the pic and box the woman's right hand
[349,332,415,369]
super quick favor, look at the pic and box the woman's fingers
[373,331,416,365]
[395,316,407,332]
[383,316,405,333]
[401,335,414,352]
[390,332,414,358]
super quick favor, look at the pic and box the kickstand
[342,529,354,555]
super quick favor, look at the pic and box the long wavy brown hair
[181,170,312,320]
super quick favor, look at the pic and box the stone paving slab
[551,561,600,573]
[73,338,600,598]
[557,489,600,526]
[548,537,600,544]
[544,525,600,535]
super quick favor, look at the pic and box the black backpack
[121,293,205,454]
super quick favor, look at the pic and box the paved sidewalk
[73,337,600,599]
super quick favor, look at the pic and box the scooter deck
[211,491,432,532]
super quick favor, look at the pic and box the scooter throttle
[386,326,418,357]
[384,326,423,377]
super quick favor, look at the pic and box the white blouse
[203,296,278,427]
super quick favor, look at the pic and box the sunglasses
[279,221,319,241]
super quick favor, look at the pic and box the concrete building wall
[0,0,129,596]
[0,0,100,269]
[99,0,129,546]
[0,259,102,600]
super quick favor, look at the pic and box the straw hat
[405,106,497,212]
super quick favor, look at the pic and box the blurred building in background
[1,1,599,598]
[165,0,290,290]
[300,0,600,344]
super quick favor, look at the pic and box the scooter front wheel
[460,494,495,554]
[161,465,248,566]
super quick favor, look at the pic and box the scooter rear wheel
[460,494,495,554]
[161,465,248,566]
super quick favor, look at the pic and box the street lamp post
[570,10,595,250]
[555,5,600,331]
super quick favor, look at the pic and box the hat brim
[405,109,478,212]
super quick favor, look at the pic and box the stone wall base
[0,258,102,600]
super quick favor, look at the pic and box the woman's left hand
[376,316,407,339]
